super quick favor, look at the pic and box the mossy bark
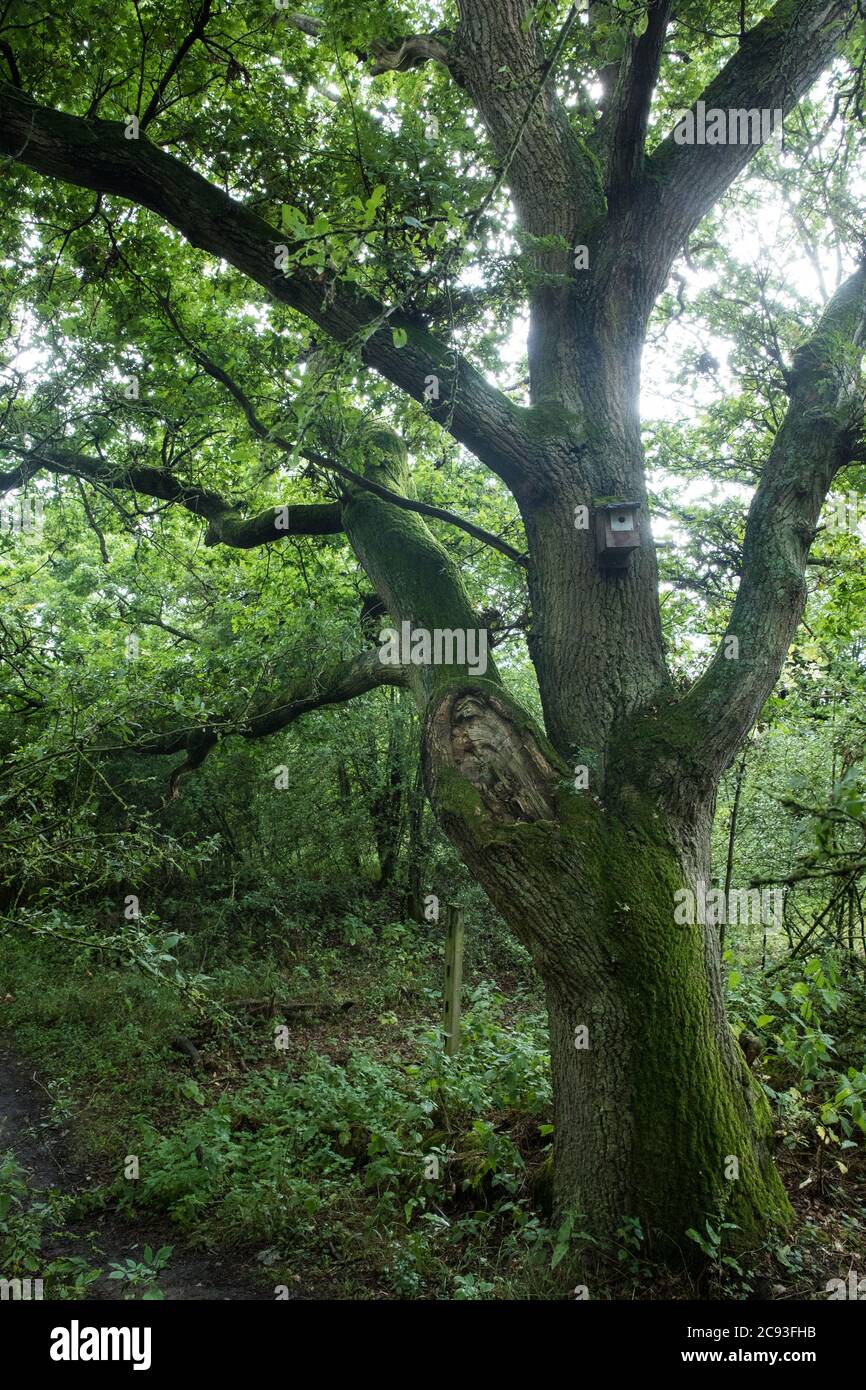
[340,425,498,704]
[423,681,792,1255]
[340,438,792,1256]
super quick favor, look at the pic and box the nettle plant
[1,0,865,1255]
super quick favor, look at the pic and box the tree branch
[0,444,344,544]
[631,0,854,309]
[666,261,866,785]
[284,13,453,75]
[157,303,529,567]
[595,1,674,204]
[368,33,453,76]
[0,83,527,487]
[2,423,526,565]
[0,40,22,88]
[450,1,605,406]
[139,0,212,129]
[146,648,410,797]
[305,449,529,568]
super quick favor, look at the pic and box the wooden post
[443,905,465,1055]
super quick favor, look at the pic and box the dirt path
[0,1042,272,1301]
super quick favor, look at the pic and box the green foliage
[3,899,866,1299]
[727,950,866,1189]
[106,1245,173,1300]
[115,990,550,1286]
[0,1154,102,1299]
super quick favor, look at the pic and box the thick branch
[595,1,673,204]
[0,445,343,544]
[631,0,853,307]
[451,2,605,405]
[284,14,322,39]
[285,13,452,75]
[452,1,601,225]
[140,649,409,796]
[368,34,452,76]
[172,318,529,566]
[0,83,526,487]
[304,450,528,567]
[139,0,212,129]
[2,430,525,564]
[667,262,866,784]
[0,39,22,88]
[339,435,505,707]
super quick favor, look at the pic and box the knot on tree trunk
[425,684,560,825]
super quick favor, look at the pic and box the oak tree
[2,0,865,1252]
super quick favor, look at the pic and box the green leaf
[362,184,386,228]
[551,1212,575,1268]
[280,204,307,236]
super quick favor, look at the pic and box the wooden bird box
[594,501,641,570]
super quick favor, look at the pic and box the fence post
[443,905,465,1055]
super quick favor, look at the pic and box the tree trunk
[423,682,791,1253]
[544,875,789,1254]
[721,754,747,954]
[336,421,795,1255]
[369,724,404,889]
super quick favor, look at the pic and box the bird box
[594,501,641,570]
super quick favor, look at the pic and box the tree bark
[421,678,791,1250]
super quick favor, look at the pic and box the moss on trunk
[424,681,792,1257]
[338,438,791,1260]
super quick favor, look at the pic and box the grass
[1,906,865,1300]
